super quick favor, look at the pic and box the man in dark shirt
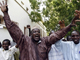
[0,0,80,60]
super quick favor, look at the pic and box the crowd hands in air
[0,0,80,60]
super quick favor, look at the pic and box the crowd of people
[0,0,80,60]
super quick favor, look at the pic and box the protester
[62,30,80,60]
[48,30,64,60]
[70,30,80,60]
[55,21,80,60]
[0,0,80,60]
[0,39,18,60]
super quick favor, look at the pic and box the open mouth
[35,35,39,39]
[74,40,78,42]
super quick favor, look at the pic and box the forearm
[49,24,71,44]
[3,12,23,43]
[3,12,12,28]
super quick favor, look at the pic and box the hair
[71,30,80,35]
[67,36,71,41]
[3,39,11,45]
[31,28,40,34]
[49,30,54,36]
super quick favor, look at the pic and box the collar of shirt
[37,40,41,44]
[2,48,11,51]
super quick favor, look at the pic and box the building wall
[0,0,47,43]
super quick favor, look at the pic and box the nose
[74,36,79,39]
[74,36,77,38]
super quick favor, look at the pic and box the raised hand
[75,10,80,19]
[0,0,8,13]
[70,10,80,27]
[59,20,65,29]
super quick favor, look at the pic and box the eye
[38,31,40,33]
[72,35,75,37]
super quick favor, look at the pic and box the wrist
[3,12,8,16]
[69,23,74,28]
[3,12,8,14]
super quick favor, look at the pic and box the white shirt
[73,42,80,60]
[0,46,18,60]
[48,44,64,60]
[55,40,80,60]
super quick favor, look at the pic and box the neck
[4,48,9,50]
[32,39,39,44]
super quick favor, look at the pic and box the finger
[4,4,8,6]
[75,10,80,16]
[75,25,77,27]
[5,0,7,5]
[75,20,80,22]
[75,10,80,14]
[75,10,79,14]
[0,2,2,6]
[72,24,76,26]
[74,13,77,16]
[2,1,4,5]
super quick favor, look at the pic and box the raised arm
[47,11,80,44]
[0,0,24,44]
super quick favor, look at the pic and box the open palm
[70,10,80,26]
[0,0,8,12]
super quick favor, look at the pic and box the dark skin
[2,41,10,50]
[71,31,80,44]
[2,40,18,50]
[31,28,40,43]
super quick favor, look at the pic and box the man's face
[71,31,80,44]
[31,28,40,42]
[67,36,72,41]
[2,41,9,50]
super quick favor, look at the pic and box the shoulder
[41,36,49,40]
[9,46,17,50]
[0,48,4,53]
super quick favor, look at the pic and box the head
[2,39,11,50]
[67,36,72,41]
[71,31,80,44]
[31,28,40,43]
[49,30,54,36]
[62,38,67,41]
